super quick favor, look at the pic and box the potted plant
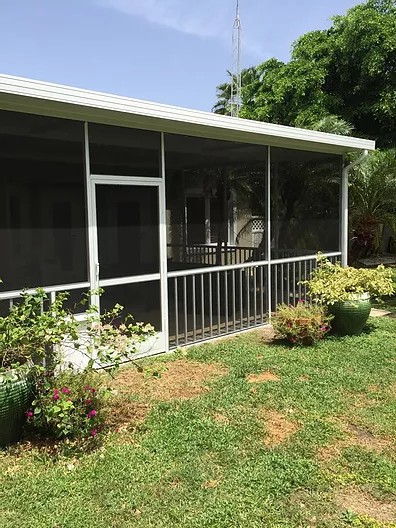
[301,255,395,335]
[0,286,155,448]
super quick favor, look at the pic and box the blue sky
[1,0,363,111]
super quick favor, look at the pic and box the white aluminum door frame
[87,174,168,355]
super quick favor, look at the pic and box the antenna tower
[230,0,242,117]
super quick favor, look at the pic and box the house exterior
[0,75,375,356]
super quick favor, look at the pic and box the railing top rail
[271,252,341,265]
[0,281,90,301]
[167,251,341,278]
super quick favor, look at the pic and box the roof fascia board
[0,75,376,154]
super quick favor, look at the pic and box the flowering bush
[26,370,109,440]
[272,301,333,346]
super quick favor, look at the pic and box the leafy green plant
[0,289,155,375]
[301,255,395,304]
[26,370,108,440]
[0,289,79,373]
[272,301,332,345]
[0,287,155,442]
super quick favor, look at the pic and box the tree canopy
[214,0,396,147]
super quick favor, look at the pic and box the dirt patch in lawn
[260,326,277,342]
[201,479,220,489]
[298,375,310,382]
[260,409,299,447]
[106,399,151,430]
[114,360,228,402]
[247,371,280,383]
[335,486,396,523]
[213,413,230,425]
[318,421,392,461]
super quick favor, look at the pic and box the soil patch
[318,421,392,461]
[247,371,280,383]
[261,326,276,343]
[106,400,151,430]
[213,413,230,425]
[260,409,299,447]
[335,486,396,523]
[201,479,220,489]
[298,375,310,382]
[114,360,228,401]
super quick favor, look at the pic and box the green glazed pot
[328,292,371,336]
[0,368,32,448]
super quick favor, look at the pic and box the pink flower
[87,409,97,419]
[84,385,91,391]
[86,399,92,406]
[91,429,98,437]
[25,410,33,418]
[61,387,71,395]
[53,393,60,401]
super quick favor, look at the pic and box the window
[271,148,342,257]
[89,123,161,177]
[165,133,268,268]
[0,110,87,291]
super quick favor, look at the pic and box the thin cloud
[95,0,229,39]
[94,0,269,61]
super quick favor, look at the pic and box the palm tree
[350,148,396,256]
[212,67,260,116]
[299,114,354,135]
[212,71,233,115]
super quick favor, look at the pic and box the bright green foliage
[0,288,154,440]
[0,289,155,375]
[27,371,107,440]
[0,289,79,371]
[350,148,396,256]
[214,0,396,146]
[272,301,332,345]
[303,255,395,304]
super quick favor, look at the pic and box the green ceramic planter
[328,292,371,336]
[0,369,32,448]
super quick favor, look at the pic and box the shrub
[26,370,110,440]
[300,254,395,304]
[0,287,155,443]
[272,301,332,346]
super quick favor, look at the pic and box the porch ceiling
[0,74,376,155]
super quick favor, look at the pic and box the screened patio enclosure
[0,75,375,356]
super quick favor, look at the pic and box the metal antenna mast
[230,0,242,117]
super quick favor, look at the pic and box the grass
[1,315,396,527]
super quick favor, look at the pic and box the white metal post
[341,150,369,267]
[159,132,169,352]
[266,146,272,319]
[84,123,100,308]
[341,164,349,267]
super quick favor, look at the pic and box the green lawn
[2,316,396,527]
